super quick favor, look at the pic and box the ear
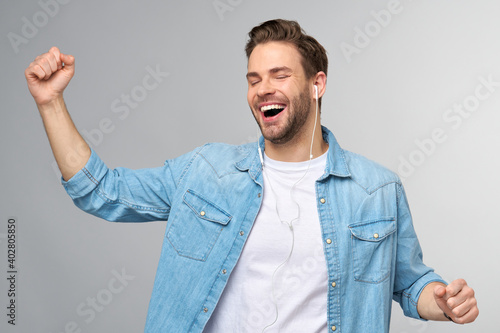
[312,71,327,99]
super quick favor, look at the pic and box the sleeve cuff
[404,272,447,320]
[61,148,109,199]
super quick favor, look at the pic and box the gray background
[1,0,497,332]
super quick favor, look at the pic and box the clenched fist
[434,279,479,324]
[25,46,75,106]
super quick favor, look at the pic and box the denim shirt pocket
[349,218,396,283]
[167,189,232,261]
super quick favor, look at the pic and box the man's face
[247,41,313,145]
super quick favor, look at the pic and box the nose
[257,78,275,97]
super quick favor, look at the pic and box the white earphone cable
[260,86,319,332]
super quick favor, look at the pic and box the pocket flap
[183,189,232,225]
[349,218,396,242]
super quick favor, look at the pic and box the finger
[451,303,479,325]
[60,53,75,68]
[32,63,48,80]
[445,279,467,298]
[446,284,475,309]
[25,62,46,80]
[433,286,453,316]
[45,51,59,74]
[60,53,75,76]
[434,285,446,299]
[451,296,477,318]
[36,57,55,80]
[48,46,62,69]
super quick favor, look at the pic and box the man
[25,19,478,332]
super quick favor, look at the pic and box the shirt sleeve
[392,182,447,320]
[61,148,193,222]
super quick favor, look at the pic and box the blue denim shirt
[62,126,445,332]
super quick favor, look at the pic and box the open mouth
[261,104,286,118]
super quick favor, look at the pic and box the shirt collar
[321,126,351,178]
[235,126,351,180]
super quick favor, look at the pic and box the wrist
[37,95,66,114]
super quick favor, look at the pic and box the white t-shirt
[204,151,328,333]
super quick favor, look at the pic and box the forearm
[417,282,448,321]
[38,96,90,181]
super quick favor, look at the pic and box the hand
[434,279,479,324]
[25,46,75,106]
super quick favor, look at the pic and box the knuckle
[49,47,58,56]
[35,65,46,78]
[446,298,455,308]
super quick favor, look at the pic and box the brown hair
[245,19,328,79]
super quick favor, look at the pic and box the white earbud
[314,85,318,100]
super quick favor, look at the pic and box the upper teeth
[261,104,285,112]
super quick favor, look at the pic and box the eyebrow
[246,66,292,80]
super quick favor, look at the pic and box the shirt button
[331,281,336,288]
[222,269,227,274]
[200,211,206,216]
[320,198,326,204]
[258,193,261,198]
[374,233,379,239]
[326,238,332,244]
[331,325,336,331]
[239,231,244,236]
[203,307,208,313]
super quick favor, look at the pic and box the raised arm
[25,46,90,181]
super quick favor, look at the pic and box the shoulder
[197,142,254,165]
[168,142,253,162]
[342,149,401,194]
[200,142,254,159]
[167,142,254,176]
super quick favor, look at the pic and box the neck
[263,124,328,162]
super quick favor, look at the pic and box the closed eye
[276,75,289,80]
